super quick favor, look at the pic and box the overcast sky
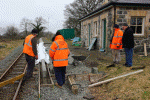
[0,0,74,34]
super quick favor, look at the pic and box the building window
[94,21,97,36]
[83,25,86,34]
[130,17,144,35]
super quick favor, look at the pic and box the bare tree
[31,16,47,37]
[4,26,19,39]
[64,0,102,36]
[20,18,32,36]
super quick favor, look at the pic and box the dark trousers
[125,48,133,66]
[25,54,35,78]
[54,67,66,86]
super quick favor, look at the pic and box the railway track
[0,38,53,100]
[0,53,27,100]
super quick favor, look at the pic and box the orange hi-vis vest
[49,35,70,67]
[110,28,123,50]
[23,34,35,57]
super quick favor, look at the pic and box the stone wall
[116,7,150,53]
[106,8,114,52]
[81,6,150,53]
[116,7,128,28]
[134,35,150,53]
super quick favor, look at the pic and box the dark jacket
[122,27,134,48]
[31,37,37,56]
[52,34,56,42]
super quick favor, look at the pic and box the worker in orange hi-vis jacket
[110,24,123,65]
[22,28,38,82]
[49,31,70,88]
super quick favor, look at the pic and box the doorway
[88,24,91,46]
[102,19,106,50]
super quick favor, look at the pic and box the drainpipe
[114,5,116,25]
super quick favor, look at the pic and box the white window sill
[134,34,145,37]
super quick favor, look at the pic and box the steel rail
[0,53,23,80]
[38,64,41,100]
[0,52,27,100]
[13,64,27,100]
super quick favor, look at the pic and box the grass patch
[68,42,150,99]
[0,39,24,60]
[96,57,150,99]
[65,39,73,45]
[112,67,124,75]
[129,77,137,83]
[142,91,150,100]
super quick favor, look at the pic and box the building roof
[79,0,150,21]
[113,0,150,4]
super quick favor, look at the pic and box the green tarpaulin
[58,29,75,39]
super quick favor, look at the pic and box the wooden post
[68,76,79,94]
[144,43,147,56]
[130,66,146,70]
[88,70,143,88]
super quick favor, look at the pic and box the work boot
[123,63,127,66]
[126,65,131,67]
[115,61,120,64]
[55,83,62,88]
[106,63,115,68]
[34,67,39,71]
[22,76,27,85]
[113,61,116,64]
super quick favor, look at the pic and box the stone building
[79,0,150,52]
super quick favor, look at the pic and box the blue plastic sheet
[71,37,81,45]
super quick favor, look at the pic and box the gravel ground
[0,43,39,100]
[0,38,98,100]
[40,80,90,100]
[19,67,39,100]
[39,38,93,100]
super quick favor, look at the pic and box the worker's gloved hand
[35,55,38,60]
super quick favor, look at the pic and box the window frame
[103,0,105,3]
[94,21,98,37]
[130,17,145,36]
[83,25,87,38]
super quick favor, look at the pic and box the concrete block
[68,76,79,94]
[91,67,99,74]
[41,59,47,78]
[68,55,74,65]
